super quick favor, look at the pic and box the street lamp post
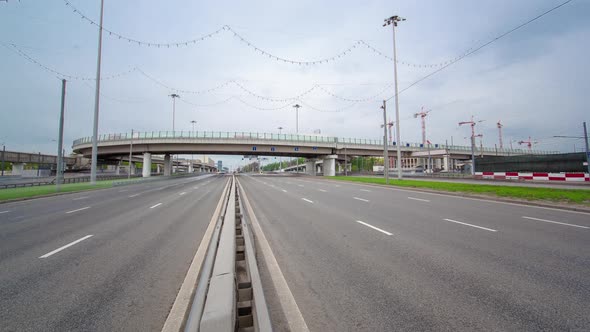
[384,15,405,180]
[293,105,301,174]
[169,94,180,132]
[56,79,66,190]
[278,126,283,170]
[90,0,105,185]
[381,101,389,184]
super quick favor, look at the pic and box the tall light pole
[90,0,105,185]
[128,129,133,179]
[584,122,590,176]
[56,79,66,190]
[381,101,389,184]
[384,15,405,180]
[278,126,283,170]
[293,104,301,135]
[169,94,180,132]
[293,105,301,173]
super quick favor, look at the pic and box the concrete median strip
[161,177,231,332]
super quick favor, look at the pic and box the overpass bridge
[72,131,556,177]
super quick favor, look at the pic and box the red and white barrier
[475,172,589,182]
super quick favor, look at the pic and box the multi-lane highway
[1,173,588,331]
[239,174,590,331]
[0,174,227,331]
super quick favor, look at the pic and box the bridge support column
[443,155,449,171]
[322,155,337,177]
[142,153,152,178]
[188,163,194,173]
[115,163,121,175]
[156,164,161,174]
[305,160,316,176]
[12,162,24,176]
[164,154,172,176]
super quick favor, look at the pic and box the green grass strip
[0,180,116,201]
[332,176,590,205]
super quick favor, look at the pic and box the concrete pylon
[164,154,172,176]
[12,163,24,175]
[188,162,194,173]
[142,153,152,177]
[115,164,120,175]
[305,160,316,176]
[323,155,337,177]
[156,164,161,174]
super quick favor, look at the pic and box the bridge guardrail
[72,131,558,155]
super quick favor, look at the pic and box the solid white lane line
[72,196,89,201]
[39,235,93,259]
[522,216,589,229]
[118,189,129,193]
[129,193,140,198]
[65,206,91,214]
[193,186,199,189]
[443,218,497,232]
[179,192,186,196]
[282,189,288,193]
[150,203,162,209]
[0,210,10,214]
[298,184,304,187]
[360,189,371,192]
[301,198,314,204]
[408,197,430,202]
[356,220,393,236]
[353,197,370,202]
[318,189,328,192]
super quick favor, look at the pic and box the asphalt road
[239,174,590,331]
[0,174,228,332]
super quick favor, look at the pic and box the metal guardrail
[0,174,142,189]
[72,131,558,155]
[185,176,271,332]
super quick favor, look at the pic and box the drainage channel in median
[184,175,271,332]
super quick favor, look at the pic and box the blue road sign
[271,147,276,152]
[252,146,257,151]
[294,147,300,151]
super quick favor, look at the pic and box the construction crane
[497,121,504,149]
[518,136,537,152]
[380,119,395,145]
[414,106,431,145]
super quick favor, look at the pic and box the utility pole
[344,146,348,176]
[384,15,405,180]
[497,120,504,149]
[381,100,389,184]
[128,129,133,179]
[1,144,5,177]
[169,94,180,132]
[56,79,66,190]
[584,122,590,176]
[90,0,105,185]
[459,116,483,176]
[277,126,283,171]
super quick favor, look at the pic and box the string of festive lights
[359,40,475,68]
[2,42,136,81]
[179,96,235,107]
[315,83,394,103]
[298,100,358,113]
[61,0,482,68]
[135,68,234,95]
[63,1,226,48]
[385,0,573,102]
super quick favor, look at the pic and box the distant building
[217,160,222,170]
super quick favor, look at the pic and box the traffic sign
[270,147,276,152]
[294,147,300,151]
[252,146,257,151]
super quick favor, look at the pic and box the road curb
[161,177,231,332]
[316,177,590,214]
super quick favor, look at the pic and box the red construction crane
[497,120,504,149]
[458,116,484,140]
[414,106,431,145]
[518,136,537,152]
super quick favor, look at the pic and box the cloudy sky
[1,0,588,169]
